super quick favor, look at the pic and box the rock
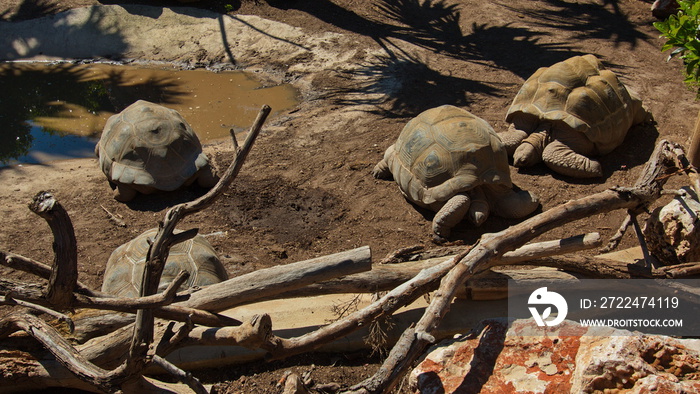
[643,187,700,265]
[282,373,309,394]
[409,318,700,393]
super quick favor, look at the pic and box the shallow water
[0,62,299,166]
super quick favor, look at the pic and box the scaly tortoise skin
[372,105,539,240]
[500,54,648,178]
[95,100,219,202]
[101,228,228,298]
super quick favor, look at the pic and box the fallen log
[270,232,602,298]
[181,246,373,312]
[69,246,372,343]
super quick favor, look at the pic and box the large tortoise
[102,228,228,298]
[95,100,219,202]
[499,54,648,178]
[372,105,539,240]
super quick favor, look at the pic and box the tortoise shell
[101,228,228,298]
[385,105,512,207]
[96,100,211,192]
[505,54,644,154]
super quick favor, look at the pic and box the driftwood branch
[151,355,208,394]
[272,233,602,299]
[0,295,74,332]
[28,191,78,309]
[74,246,372,365]
[0,311,127,393]
[0,251,97,296]
[164,313,273,351]
[182,246,372,311]
[127,105,272,379]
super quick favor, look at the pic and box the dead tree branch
[272,233,602,298]
[0,251,97,296]
[151,355,208,394]
[125,104,271,382]
[28,191,78,309]
[0,311,128,393]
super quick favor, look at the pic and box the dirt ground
[1,0,698,392]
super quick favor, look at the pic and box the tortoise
[372,105,539,240]
[95,100,219,202]
[499,54,648,178]
[101,228,229,298]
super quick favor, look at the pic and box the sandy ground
[0,0,698,392]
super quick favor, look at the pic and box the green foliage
[655,0,700,97]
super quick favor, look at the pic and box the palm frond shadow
[375,0,468,55]
[324,51,503,118]
[504,0,650,49]
[375,0,584,78]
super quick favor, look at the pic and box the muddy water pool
[0,62,299,165]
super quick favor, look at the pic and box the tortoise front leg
[541,128,601,178]
[467,186,490,227]
[114,183,138,202]
[486,184,540,219]
[513,123,550,168]
[196,164,220,189]
[499,123,528,156]
[432,192,471,242]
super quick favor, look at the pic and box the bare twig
[0,277,241,328]
[1,251,98,296]
[100,205,127,227]
[151,355,208,394]
[0,296,74,332]
[600,213,633,253]
[659,261,700,277]
[229,127,240,150]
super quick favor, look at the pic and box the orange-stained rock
[410,318,700,394]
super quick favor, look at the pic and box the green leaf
[655,0,700,97]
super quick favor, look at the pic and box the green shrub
[654,0,700,97]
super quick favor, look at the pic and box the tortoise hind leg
[372,145,395,180]
[542,129,601,178]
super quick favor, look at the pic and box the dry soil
[0,0,697,392]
